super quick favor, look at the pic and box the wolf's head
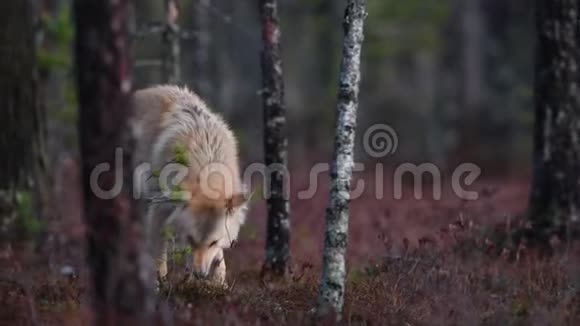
[172,191,249,279]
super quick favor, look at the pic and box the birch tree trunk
[0,0,43,241]
[162,0,180,84]
[316,0,366,319]
[259,0,291,278]
[73,0,156,322]
[528,0,580,244]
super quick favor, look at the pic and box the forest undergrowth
[1,170,579,325]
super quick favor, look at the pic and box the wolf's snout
[191,248,225,281]
[191,258,211,279]
[192,270,209,279]
[191,259,220,280]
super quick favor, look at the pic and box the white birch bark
[315,0,367,319]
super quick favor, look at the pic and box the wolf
[131,85,249,285]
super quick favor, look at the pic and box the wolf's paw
[213,279,229,289]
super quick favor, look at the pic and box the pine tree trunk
[316,0,366,319]
[0,0,42,241]
[528,0,580,243]
[259,0,291,278]
[73,0,156,322]
[162,0,180,84]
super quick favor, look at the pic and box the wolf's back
[131,85,241,196]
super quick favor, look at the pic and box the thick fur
[131,85,248,284]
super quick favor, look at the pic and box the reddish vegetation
[2,163,580,324]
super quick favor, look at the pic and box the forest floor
[2,163,580,325]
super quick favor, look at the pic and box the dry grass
[3,172,579,324]
[2,236,580,325]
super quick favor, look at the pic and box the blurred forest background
[42,0,533,174]
[10,0,580,324]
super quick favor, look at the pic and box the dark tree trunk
[259,0,291,278]
[162,0,180,84]
[316,0,366,320]
[528,0,580,243]
[73,0,155,323]
[0,0,43,241]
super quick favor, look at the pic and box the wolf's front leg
[209,248,227,286]
[156,240,168,280]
